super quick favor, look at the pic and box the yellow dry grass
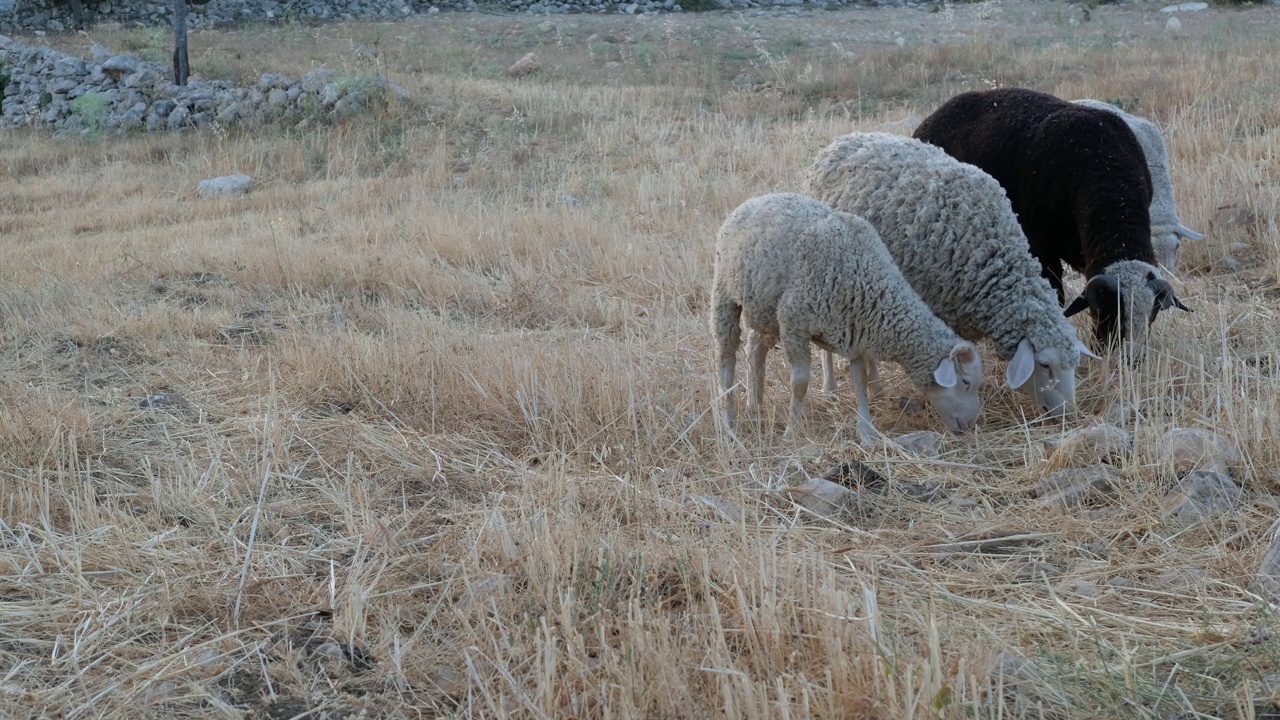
[3,2,1280,717]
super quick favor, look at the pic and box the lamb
[710,192,984,440]
[911,88,1191,354]
[1072,98,1206,272]
[804,132,1098,418]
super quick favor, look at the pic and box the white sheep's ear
[933,357,958,388]
[1177,223,1206,241]
[1076,340,1102,360]
[1006,338,1035,389]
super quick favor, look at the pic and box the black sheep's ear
[1083,274,1123,344]
[1064,295,1091,318]
[1149,277,1192,313]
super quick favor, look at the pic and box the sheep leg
[745,329,772,416]
[781,330,811,437]
[849,356,881,443]
[863,357,883,395]
[712,298,743,428]
[821,350,839,397]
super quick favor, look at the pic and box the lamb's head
[1064,260,1190,355]
[1006,337,1098,418]
[922,342,984,434]
[1152,224,1206,272]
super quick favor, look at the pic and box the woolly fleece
[710,192,978,433]
[803,132,1079,366]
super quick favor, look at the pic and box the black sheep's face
[1063,263,1191,357]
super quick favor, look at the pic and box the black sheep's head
[1064,261,1190,356]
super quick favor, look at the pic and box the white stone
[197,174,253,199]
[1161,2,1207,12]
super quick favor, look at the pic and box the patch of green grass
[71,92,111,135]
[118,26,169,63]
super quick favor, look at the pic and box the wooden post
[173,0,189,86]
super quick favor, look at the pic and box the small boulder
[894,430,943,456]
[166,106,191,130]
[784,478,864,520]
[1031,465,1121,509]
[101,53,140,80]
[684,494,742,523]
[1160,427,1243,478]
[1256,532,1280,600]
[1160,470,1241,524]
[137,392,187,409]
[1160,1,1207,11]
[300,68,338,93]
[1043,422,1131,466]
[1054,577,1100,599]
[89,44,113,63]
[507,52,541,78]
[197,174,253,198]
[1155,565,1210,592]
[1210,204,1263,242]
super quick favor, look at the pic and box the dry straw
[3,2,1280,717]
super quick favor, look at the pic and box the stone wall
[0,0,904,34]
[0,33,411,134]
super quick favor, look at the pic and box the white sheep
[710,192,984,440]
[1072,99,1206,272]
[804,132,1098,418]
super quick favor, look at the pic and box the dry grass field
[3,1,1280,717]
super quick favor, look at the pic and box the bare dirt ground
[3,1,1280,718]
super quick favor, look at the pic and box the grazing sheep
[804,132,1097,418]
[912,88,1191,354]
[710,192,984,440]
[1073,98,1206,272]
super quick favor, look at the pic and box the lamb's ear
[951,343,976,365]
[1006,338,1035,389]
[1076,340,1102,360]
[1176,223,1206,241]
[1064,294,1091,318]
[933,357,958,388]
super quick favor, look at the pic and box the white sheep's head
[1152,223,1206,272]
[1063,260,1190,356]
[924,342,984,434]
[1006,337,1098,418]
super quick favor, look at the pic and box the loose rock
[197,174,252,198]
[894,430,943,456]
[1257,533,1280,600]
[1031,465,1120,509]
[784,478,866,519]
[1160,470,1241,524]
[684,494,742,523]
[1159,426,1243,478]
[1211,204,1263,242]
[507,52,541,78]
[1043,422,1132,466]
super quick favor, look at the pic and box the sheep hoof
[855,421,882,446]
